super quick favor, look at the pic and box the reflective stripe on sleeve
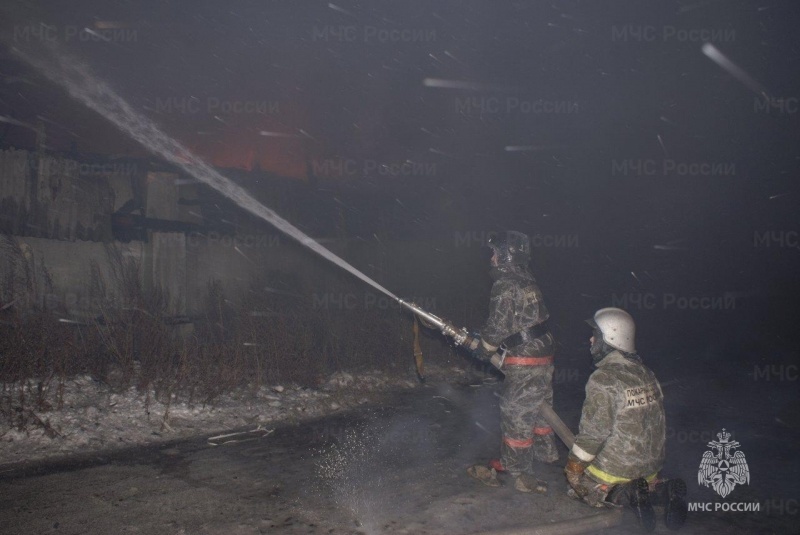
[570,443,596,463]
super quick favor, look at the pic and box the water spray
[12,45,578,450]
[11,44,504,379]
[11,44,398,303]
[13,45,508,376]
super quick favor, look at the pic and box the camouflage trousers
[499,363,559,475]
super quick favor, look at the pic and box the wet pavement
[0,376,794,534]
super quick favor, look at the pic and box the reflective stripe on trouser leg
[503,436,534,449]
[500,364,555,475]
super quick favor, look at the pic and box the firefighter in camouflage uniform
[565,307,687,532]
[467,231,558,494]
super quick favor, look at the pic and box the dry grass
[0,236,466,432]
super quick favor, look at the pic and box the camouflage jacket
[479,264,552,357]
[571,351,666,484]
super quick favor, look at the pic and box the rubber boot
[607,478,656,533]
[514,473,548,494]
[653,479,688,531]
[467,464,501,487]
[488,459,506,473]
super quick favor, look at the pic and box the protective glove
[474,348,494,362]
[564,453,590,498]
[469,334,493,362]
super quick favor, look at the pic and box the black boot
[653,479,687,531]
[607,478,656,532]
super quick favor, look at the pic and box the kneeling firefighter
[565,307,687,531]
[467,231,559,493]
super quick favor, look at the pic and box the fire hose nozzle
[399,299,497,366]
[398,299,445,330]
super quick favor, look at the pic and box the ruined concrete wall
[149,232,186,315]
[0,235,144,319]
[3,150,467,321]
[0,148,128,241]
[185,231,290,314]
[144,171,202,225]
[139,172,196,315]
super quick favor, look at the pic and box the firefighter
[467,231,558,494]
[564,307,687,531]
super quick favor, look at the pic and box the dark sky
[0,1,798,277]
[1,1,797,176]
[0,0,798,350]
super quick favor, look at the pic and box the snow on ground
[0,365,470,467]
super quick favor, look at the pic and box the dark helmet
[488,231,531,266]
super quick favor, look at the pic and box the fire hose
[398,299,574,449]
[399,300,622,535]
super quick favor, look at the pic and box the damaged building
[0,143,292,323]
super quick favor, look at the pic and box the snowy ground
[0,361,796,534]
[0,367,445,468]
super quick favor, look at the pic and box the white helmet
[586,307,636,353]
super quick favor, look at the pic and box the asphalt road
[0,377,793,534]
